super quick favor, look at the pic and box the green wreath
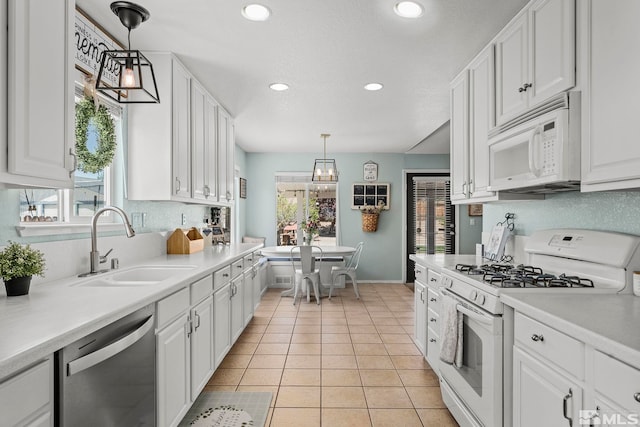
[75,96,116,173]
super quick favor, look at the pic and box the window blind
[412,177,454,254]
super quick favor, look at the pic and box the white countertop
[409,253,480,271]
[501,292,640,368]
[0,243,262,379]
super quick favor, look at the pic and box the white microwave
[487,92,581,193]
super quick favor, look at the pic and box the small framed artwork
[363,161,378,181]
[239,178,247,199]
[351,182,390,209]
[468,204,483,216]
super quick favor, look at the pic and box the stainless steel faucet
[79,206,135,277]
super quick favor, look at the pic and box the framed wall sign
[468,204,483,216]
[363,161,378,182]
[351,183,390,209]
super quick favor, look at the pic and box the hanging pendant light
[95,1,160,104]
[312,134,338,182]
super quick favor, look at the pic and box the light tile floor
[205,284,459,427]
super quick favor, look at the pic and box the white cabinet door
[581,0,640,191]
[468,45,495,199]
[230,275,244,342]
[190,296,214,401]
[205,95,219,201]
[172,60,192,200]
[217,108,234,203]
[495,11,529,125]
[528,0,575,106]
[450,71,469,202]
[157,313,190,427]
[253,265,262,310]
[0,357,53,427]
[414,280,427,355]
[191,80,207,201]
[6,0,73,187]
[214,283,232,368]
[513,347,582,427]
[243,270,254,327]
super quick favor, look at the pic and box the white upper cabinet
[580,0,640,191]
[217,107,235,203]
[450,71,470,203]
[128,53,230,204]
[496,0,575,125]
[2,0,74,188]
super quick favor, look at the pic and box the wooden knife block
[167,227,204,254]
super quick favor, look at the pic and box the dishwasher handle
[67,315,155,376]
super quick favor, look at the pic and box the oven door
[439,289,503,427]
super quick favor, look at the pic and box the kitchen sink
[76,265,197,287]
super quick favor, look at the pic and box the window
[18,87,122,224]
[412,176,454,255]
[275,175,338,247]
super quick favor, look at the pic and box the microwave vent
[489,92,574,138]
[500,181,581,194]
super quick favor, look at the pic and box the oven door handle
[67,315,155,376]
[456,304,494,326]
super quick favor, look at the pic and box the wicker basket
[362,213,379,232]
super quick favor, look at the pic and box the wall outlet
[181,213,187,225]
[131,212,147,228]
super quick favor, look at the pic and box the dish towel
[439,294,463,368]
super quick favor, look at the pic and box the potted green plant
[301,214,320,245]
[0,241,45,296]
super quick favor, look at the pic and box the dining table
[259,245,356,298]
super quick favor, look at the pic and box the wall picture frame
[468,204,483,216]
[352,182,390,209]
[363,161,378,182]
[239,178,247,199]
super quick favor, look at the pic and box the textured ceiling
[77,0,529,154]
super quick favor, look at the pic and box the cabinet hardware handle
[429,338,436,343]
[430,318,436,322]
[430,298,437,302]
[589,406,600,427]
[194,313,201,331]
[204,185,210,197]
[430,277,437,282]
[237,264,243,268]
[562,388,573,426]
[523,83,532,91]
[462,181,468,197]
[420,290,425,302]
[531,334,544,342]
[635,393,640,403]
[518,86,525,93]
[175,177,181,193]
[223,273,229,277]
[69,149,77,177]
[186,318,193,338]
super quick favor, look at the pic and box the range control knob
[470,290,478,301]
[478,294,486,305]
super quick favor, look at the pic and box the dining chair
[290,245,323,305]
[329,242,364,300]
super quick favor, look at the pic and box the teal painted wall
[236,146,248,240]
[245,152,450,281]
[483,191,640,236]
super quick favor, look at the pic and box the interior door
[406,173,455,283]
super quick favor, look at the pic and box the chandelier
[312,134,338,182]
[95,1,160,104]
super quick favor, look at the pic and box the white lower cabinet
[0,356,53,427]
[243,270,254,327]
[157,312,190,427]
[513,347,582,427]
[230,275,244,343]
[414,277,427,356]
[214,283,232,368]
[190,295,214,400]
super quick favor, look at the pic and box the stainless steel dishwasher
[56,304,156,426]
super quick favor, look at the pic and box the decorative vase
[3,276,32,296]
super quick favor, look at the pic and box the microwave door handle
[528,127,542,177]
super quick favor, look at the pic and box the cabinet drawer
[214,266,231,291]
[414,264,427,282]
[427,307,440,331]
[426,326,440,369]
[514,312,584,379]
[244,253,254,267]
[594,351,640,411]
[190,274,213,305]
[0,357,52,426]
[427,288,440,312]
[427,269,441,287]
[231,259,244,278]
[157,288,189,329]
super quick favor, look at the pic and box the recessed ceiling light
[394,1,423,18]
[364,83,384,91]
[269,83,289,91]
[242,4,271,21]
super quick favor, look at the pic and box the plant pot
[4,276,32,296]
[362,213,379,232]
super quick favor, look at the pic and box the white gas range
[436,229,640,427]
